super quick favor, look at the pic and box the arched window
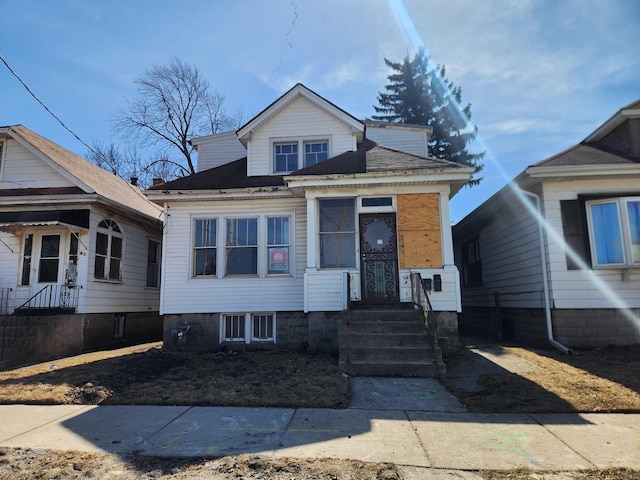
[94,219,123,281]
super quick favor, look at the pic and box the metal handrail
[14,284,80,313]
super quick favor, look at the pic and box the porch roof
[0,209,90,233]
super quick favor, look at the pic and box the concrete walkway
[0,342,638,475]
[0,385,638,473]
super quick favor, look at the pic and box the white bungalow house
[0,125,163,368]
[147,84,474,375]
[453,100,640,349]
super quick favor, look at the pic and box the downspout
[520,188,572,354]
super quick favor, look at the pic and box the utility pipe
[519,188,572,354]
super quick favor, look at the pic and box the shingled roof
[531,144,640,168]
[292,138,465,176]
[149,139,467,192]
[3,125,162,220]
[149,157,285,191]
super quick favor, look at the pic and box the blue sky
[1,0,639,222]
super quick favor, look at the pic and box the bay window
[192,215,293,277]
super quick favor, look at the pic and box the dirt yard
[0,341,639,479]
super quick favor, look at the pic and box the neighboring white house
[148,84,474,356]
[0,125,164,367]
[453,100,640,349]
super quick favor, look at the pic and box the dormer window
[273,139,329,173]
[274,142,299,173]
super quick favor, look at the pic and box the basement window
[220,313,276,344]
[113,314,126,339]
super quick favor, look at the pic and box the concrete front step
[340,306,444,377]
[340,332,430,345]
[340,344,433,361]
[344,321,427,335]
[339,359,440,377]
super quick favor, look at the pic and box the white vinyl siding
[454,188,545,309]
[160,198,307,315]
[1,139,76,189]
[542,179,640,309]
[365,125,429,156]
[305,270,348,311]
[82,208,161,313]
[247,96,355,177]
[192,131,247,172]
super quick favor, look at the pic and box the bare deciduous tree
[115,57,232,176]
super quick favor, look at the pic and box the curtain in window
[591,203,624,264]
[627,200,640,263]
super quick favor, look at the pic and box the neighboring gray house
[453,100,640,349]
[0,125,164,368]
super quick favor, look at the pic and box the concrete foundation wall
[83,311,163,352]
[163,311,341,354]
[0,311,163,370]
[458,306,640,348]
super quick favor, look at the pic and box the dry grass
[0,448,401,480]
[445,344,640,414]
[0,344,350,408]
[1,343,639,479]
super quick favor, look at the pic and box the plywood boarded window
[397,194,442,268]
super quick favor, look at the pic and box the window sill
[93,278,123,284]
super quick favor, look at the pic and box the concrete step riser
[339,361,438,377]
[344,322,426,334]
[347,312,424,322]
[340,348,433,362]
[340,333,430,346]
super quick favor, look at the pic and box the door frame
[358,212,400,304]
[30,229,68,294]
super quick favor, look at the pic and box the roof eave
[584,108,640,143]
[286,168,474,189]
[526,163,640,180]
[145,186,296,203]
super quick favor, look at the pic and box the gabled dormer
[236,83,365,177]
[583,99,640,159]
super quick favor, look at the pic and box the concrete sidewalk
[0,386,638,472]
[1,342,638,474]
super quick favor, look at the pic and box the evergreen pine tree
[373,48,484,186]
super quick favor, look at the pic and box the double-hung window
[193,219,217,276]
[146,239,161,287]
[304,141,328,166]
[461,236,482,286]
[225,218,258,275]
[318,198,356,268]
[267,216,290,274]
[586,197,640,267]
[274,142,299,173]
[94,219,123,281]
[273,139,329,173]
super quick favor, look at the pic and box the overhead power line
[0,53,98,157]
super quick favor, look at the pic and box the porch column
[439,191,455,267]
[306,195,317,270]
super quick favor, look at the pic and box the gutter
[519,188,572,355]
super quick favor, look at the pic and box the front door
[359,213,399,303]
[32,230,65,294]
